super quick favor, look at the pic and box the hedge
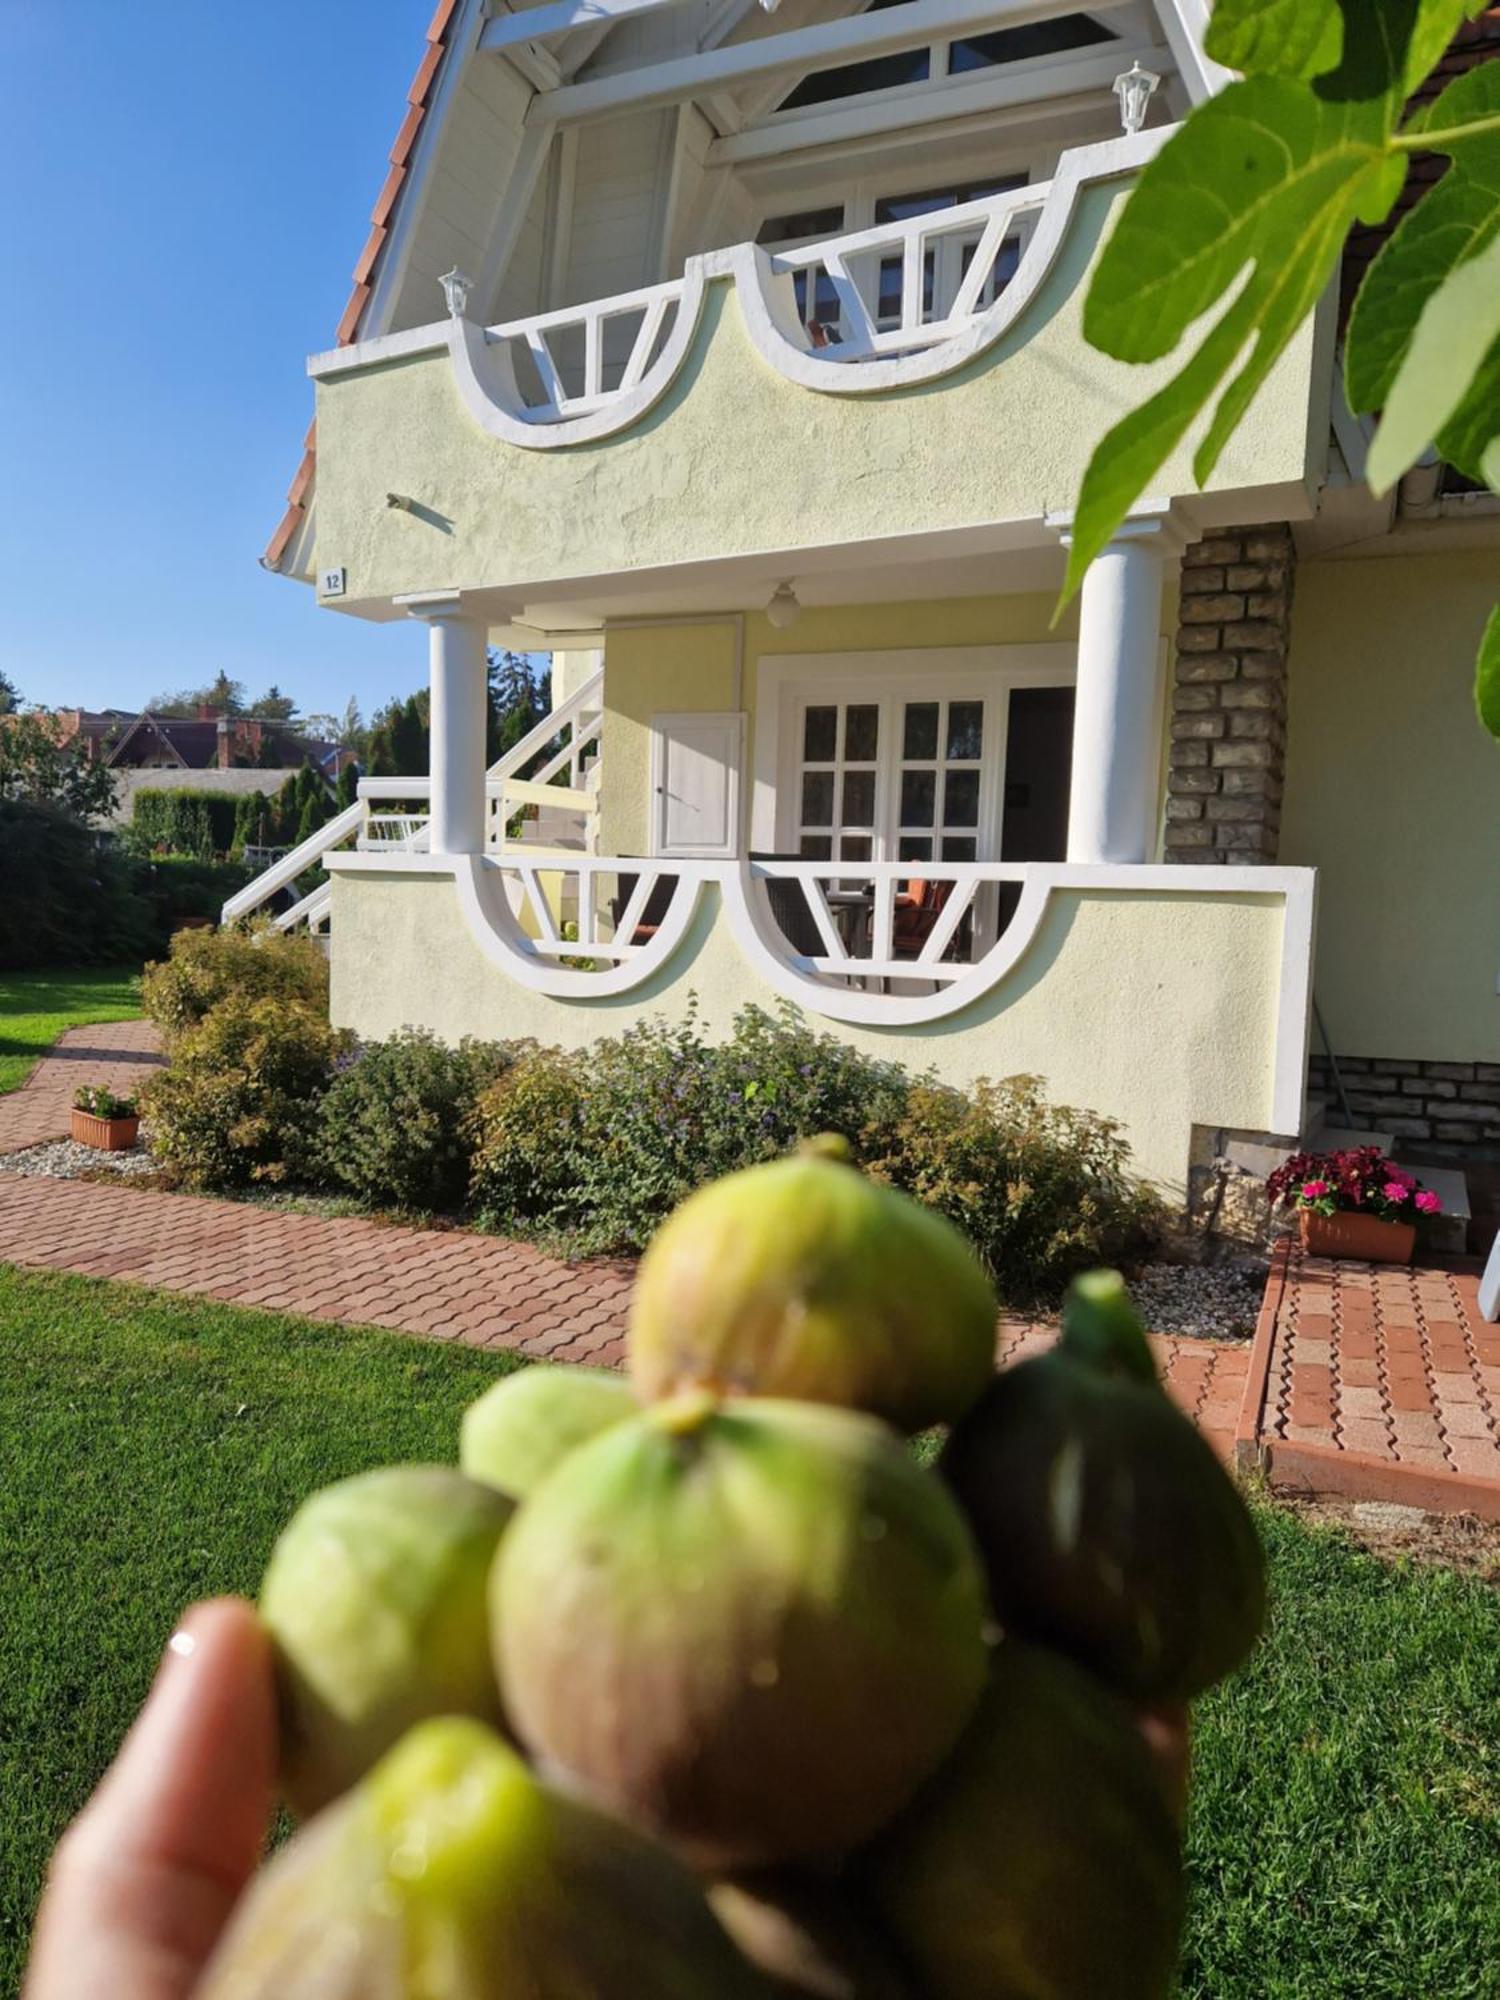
[131,788,243,858]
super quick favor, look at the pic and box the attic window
[778,7,1117,114]
[950,17,1118,73]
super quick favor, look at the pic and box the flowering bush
[316,1030,517,1212]
[1265,1147,1442,1224]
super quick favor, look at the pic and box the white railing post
[402,592,489,857]
[1060,511,1185,866]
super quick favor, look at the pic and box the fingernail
[167,1629,197,1660]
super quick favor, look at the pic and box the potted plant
[71,1085,141,1152]
[1266,1146,1442,1264]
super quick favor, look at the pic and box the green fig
[493,1391,990,1868]
[628,1139,996,1431]
[863,1644,1184,2000]
[460,1364,637,1498]
[198,1718,771,1999]
[708,1873,915,2000]
[940,1269,1265,1702]
[260,1466,514,1817]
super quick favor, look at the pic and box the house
[47,705,356,824]
[238,0,1500,1205]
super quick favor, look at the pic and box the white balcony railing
[307,131,1169,449]
[767,185,1048,364]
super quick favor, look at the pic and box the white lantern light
[757,0,783,11]
[765,581,802,630]
[440,267,474,318]
[1112,62,1161,135]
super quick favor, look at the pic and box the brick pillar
[1165,525,1296,863]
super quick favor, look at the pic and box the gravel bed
[1133,1260,1265,1342]
[0,1137,161,1181]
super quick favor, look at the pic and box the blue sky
[0,0,443,728]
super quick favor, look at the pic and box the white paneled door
[650,712,744,857]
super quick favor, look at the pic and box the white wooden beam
[508,0,1133,122]
[1149,0,1231,102]
[482,0,700,55]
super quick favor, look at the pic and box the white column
[403,594,489,856]
[1065,516,1179,865]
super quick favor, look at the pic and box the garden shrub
[140,922,328,1047]
[316,1029,518,1212]
[468,1011,1160,1294]
[865,1075,1164,1303]
[142,994,347,1190]
[467,1044,592,1232]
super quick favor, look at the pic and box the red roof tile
[262,0,464,571]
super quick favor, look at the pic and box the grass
[1,1266,1497,1997]
[0,968,144,1094]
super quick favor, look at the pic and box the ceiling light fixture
[765,580,802,629]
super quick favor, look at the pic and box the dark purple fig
[492,1391,990,1868]
[940,1269,1265,1701]
[629,1139,996,1431]
[708,1872,915,2000]
[198,1718,771,1998]
[260,1466,514,1818]
[863,1643,1184,2000]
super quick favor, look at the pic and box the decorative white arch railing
[306,129,1170,449]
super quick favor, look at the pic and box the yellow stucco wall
[329,869,1295,1196]
[1280,544,1500,1061]
[595,591,1179,859]
[312,178,1321,610]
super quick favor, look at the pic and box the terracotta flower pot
[1298,1207,1415,1265]
[71,1109,141,1153]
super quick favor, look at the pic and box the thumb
[25,1598,277,2000]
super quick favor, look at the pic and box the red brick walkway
[0,1020,166,1155]
[1246,1241,1500,1520]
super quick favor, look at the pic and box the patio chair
[893,878,961,959]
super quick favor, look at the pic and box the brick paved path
[0,1175,634,1362]
[1250,1242,1500,1519]
[0,1020,166,1156]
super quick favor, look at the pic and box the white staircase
[220,671,603,933]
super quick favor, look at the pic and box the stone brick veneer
[1165,524,1296,862]
[1308,1053,1500,1160]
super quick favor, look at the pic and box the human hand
[24,1599,276,2000]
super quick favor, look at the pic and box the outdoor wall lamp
[1113,61,1161,135]
[440,267,474,318]
[387,492,417,512]
[765,580,802,629]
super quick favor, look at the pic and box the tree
[0,712,118,821]
[0,670,20,715]
[1064,0,1500,734]
[253,684,299,723]
[334,760,359,811]
[487,650,552,765]
[146,673,248,717]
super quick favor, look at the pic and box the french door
[790,687,1000,866]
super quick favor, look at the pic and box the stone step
[1315,1125,1397,1155]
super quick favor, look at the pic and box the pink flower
[1383,1181,1411,1204]
[1387,1165,1416,1188]
[1414,1189,1442,1215]
[1300,1179,1330,1199]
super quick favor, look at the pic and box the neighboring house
[47,706,356,823]
[239,0,1500,1205]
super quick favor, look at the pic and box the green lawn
[1,1267,1496,1998]
[0,968,144,1094]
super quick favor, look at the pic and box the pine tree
[335,760,359,811]
[391,695,428,777]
